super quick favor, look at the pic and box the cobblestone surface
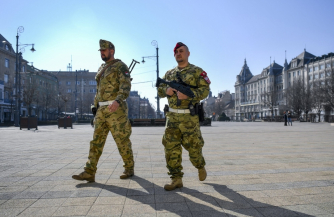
[0,122,333,216]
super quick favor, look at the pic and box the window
[5,44,9,50]
[59,81,62,85]
[314,74,319,79]
[67,89,72,93]
[320,73,325,78]
[320,64,324,70]
[40,80,42,85]
[289,73,291,78]
[309,67,313,72]
[314,66,318,71]
[327,63,331,68]
[5,59,9,68]
[297,71,300,76]
[76,81,80,85]
[90,89,95,93]
[4,74,8,83]
[66,81,71,85]
[293,72,295,77]
[22,65,25,72]
[89,80,97,85]
[22,80,25,84]
[0,89,2,100]
[309,76,312,81]
[327,71,331,76]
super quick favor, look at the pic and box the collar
[174,63,190,72]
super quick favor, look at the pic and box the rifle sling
[96,59,121,85]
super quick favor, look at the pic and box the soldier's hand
[166,87,176,96]
[177,91,188,100]
[108,101,119,112]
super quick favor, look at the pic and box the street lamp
[14,26,36,127]
[142,40,161,118]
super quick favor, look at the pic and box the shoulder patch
[200,71,211,84]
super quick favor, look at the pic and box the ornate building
[235,50,334,121]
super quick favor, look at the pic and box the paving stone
[52,205,91,216]
[17,206,58,217]
[30,198,67,207]
[0,123,333,216]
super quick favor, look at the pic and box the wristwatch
[115,99,121,104]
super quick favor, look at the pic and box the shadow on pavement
[76,176,314,217]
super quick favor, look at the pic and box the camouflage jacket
[94,59,131,108]
[158,63,210,109]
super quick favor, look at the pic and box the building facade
[0,34,28,123]
[235,50,334,121]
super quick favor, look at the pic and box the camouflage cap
[99,39,115,51]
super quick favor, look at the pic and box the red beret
[174,42,186,54]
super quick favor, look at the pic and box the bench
[154,118,166,126]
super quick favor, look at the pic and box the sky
[1,0,334,112]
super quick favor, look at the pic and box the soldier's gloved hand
[108,100,119,113]
[177,91,188,100]
[91,106,97,116]
[166,87,176,96]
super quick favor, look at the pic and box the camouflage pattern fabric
[158,63,210,178]
[158,63,210,109]
[99,39,115,50]
[85,60,134,175]
[163,112,205,178]
[94,60,131,108]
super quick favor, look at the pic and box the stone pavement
[0,122,333,217]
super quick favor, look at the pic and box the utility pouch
[189,102,196,116]
[195,103,205,122]
[164,104,169,116]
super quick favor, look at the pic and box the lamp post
[14,26,36,127]
[142,40,161,118]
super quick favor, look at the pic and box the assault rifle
[156,77,195,98]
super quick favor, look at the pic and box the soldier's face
[174,46,190,63]
[100,49,114,61]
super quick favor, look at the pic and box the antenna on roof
[67,55,73,72]
[305,44,306,52]
[285,50,286,60]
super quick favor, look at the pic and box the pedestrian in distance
[284,111,288,126]
[288,111,292,126]
[72,39,134,182]
[157,42,210,191]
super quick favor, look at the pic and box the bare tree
[59,87,72,116]
[21,78,39,116]
[214,100,225,118]
[261,87,279,119]
[285,78,303,119]
[40,82,57,121]
[312,79,326,122]
[321,71,334,111]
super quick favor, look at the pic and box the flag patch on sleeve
[200,71,211,84]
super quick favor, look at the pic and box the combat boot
[72,171,95,182]
[120,169,134,179]
[198,167,207,181]
[164,177,183,191]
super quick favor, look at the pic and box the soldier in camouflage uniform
[157,42,211,191]
[72,39,134,182]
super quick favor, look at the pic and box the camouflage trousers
[162,112,206,178]
[85,102,134,175]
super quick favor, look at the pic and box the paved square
[0,122,333,216]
